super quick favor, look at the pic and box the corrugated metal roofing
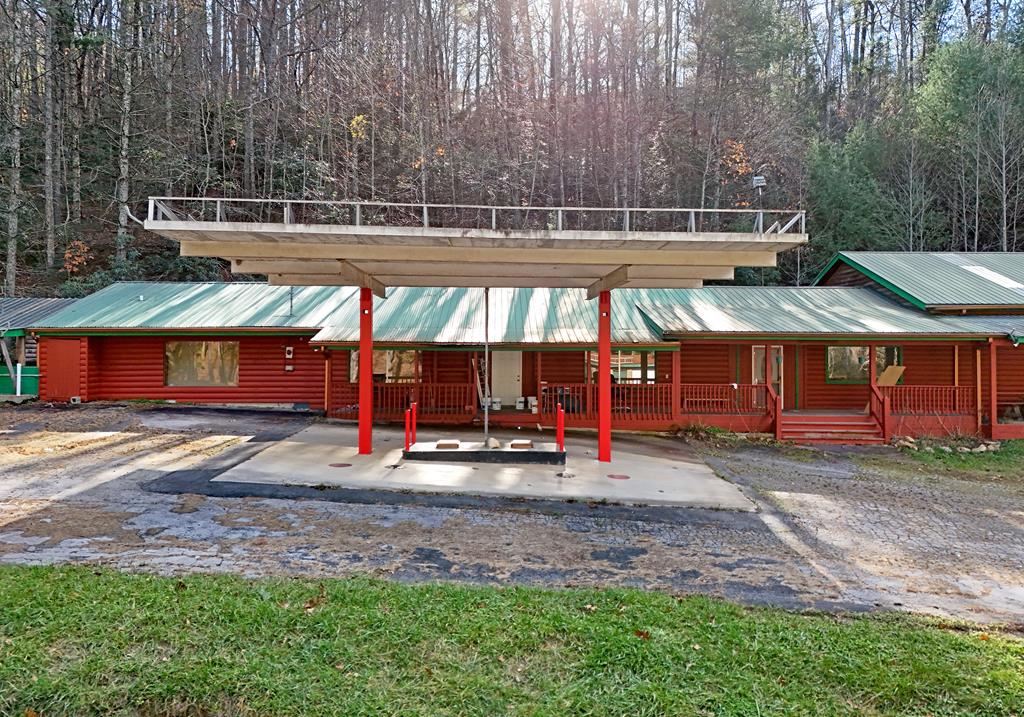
[26,281,1024,343]
[1,298,78,331]
[311,287,666,345]
[635,286,1024,337]
[820,252,1024,308]
[32,282,360,330]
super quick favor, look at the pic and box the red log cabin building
[28,252,1024,444]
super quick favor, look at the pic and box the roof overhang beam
[181,240,780,267]
[265,262,386,298]
[268,274,703,290]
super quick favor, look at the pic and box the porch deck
[328,380,982,440]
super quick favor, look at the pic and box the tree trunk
[43,5,57,268]
[115,0,136,264]
[5,0,23,295]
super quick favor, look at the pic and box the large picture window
[165,341,239,387]
[825,346,902,384]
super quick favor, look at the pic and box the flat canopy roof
[144,198,807,297]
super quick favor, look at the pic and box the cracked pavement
[1,403,1022,623]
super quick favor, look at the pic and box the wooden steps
[779,412,885,444]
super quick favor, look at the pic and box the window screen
[165,341,239,387]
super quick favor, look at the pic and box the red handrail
[880,385,976,415]
[680,383,770,415]
[540,383,676,422]
[869,385,891,441]
[767,385,782,440]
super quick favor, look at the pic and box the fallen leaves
[303,584,327,613]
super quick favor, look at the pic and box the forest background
[1,0,1022,296]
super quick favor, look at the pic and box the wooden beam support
[180,240,781,267]
[346,261,734,281]
[268,263,386,299]
[231,258,344,275]
[587,266,630,300]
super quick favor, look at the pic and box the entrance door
[753,345,783,408]
[489,351,523,406]
[45,339,82,401]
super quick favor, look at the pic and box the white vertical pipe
[483,287,490,446]
[15,363,22,396]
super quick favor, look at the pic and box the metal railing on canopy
[147,197,806,236]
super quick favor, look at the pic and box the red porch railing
[335,382,475,422]
[869,385,892,442]
[540,383,676,423]
[880,385,976,415]
[540,384,596,421]
[680,383,769,414]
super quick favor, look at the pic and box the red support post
[556,402,565,452]
[358,287,373,454]
[671,347,682,422]
[989,338,998,439]
[598,290,612,462]
[404,408,411,451]
[411,401,418,444]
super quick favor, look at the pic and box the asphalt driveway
[1,403,1022,623]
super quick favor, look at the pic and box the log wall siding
[40,335,328,408]
[680,344,733,383]
[540,351,587,384]
[35,334,1014,441]
[821,264,918,309]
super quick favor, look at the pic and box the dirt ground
[1,402,1022,623]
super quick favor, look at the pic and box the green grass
[901,438,1024,477]
[1,567,1021,716]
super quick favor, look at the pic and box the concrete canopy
[144,198,807,295]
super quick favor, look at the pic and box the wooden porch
[319,341,1010,442]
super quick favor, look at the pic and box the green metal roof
[32,282,360,330]
[27,281,1024,343]
[816,252,1024,308]
[634,286,1024,337]
[311,287,669,345]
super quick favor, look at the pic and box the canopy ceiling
[145,198,808,298]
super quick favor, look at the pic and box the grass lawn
[1,567,1022,716]
[900,438,1024,479]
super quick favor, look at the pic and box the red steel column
[598,290,612,462]
[359,287,373,454]
[671,347,682,422]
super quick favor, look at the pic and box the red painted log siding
[84,338,100,402]
[799,345,868,410]
[997,345,1024,410]
[539,351,587,383]
[680,344,733,383]
[655,351,674,383]
[900,344,957,385]
[421,351,473,382]
[63,335,328,407]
